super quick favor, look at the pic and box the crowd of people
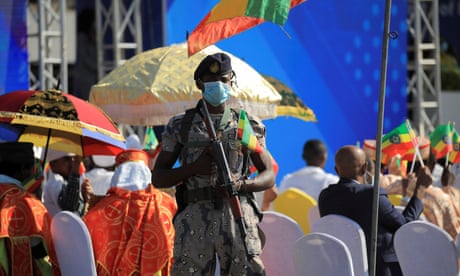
[1,50,460,276]
[277,136,460,276]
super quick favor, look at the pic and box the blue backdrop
[0,0,28,95]
[166,0,408,185]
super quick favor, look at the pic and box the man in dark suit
[318,145,432,276]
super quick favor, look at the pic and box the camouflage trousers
[172,197,265,276]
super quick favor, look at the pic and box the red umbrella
[0,90,125,157]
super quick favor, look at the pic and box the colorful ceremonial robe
[422,186,460,239]
[83,185,177,276]
[0,183,60,275]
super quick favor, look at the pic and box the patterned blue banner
[0,0,28,95]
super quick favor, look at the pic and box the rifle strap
[180,103,233,147]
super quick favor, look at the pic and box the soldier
[152,52,275,275]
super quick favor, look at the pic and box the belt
[183,186,248,205]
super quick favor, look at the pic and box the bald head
[335,145,367,181]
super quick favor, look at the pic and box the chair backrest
[456,232,460,257]
[394,220,459,276]
[273,188,317,234]
[293,232,355,276]
[259,211,304,276]
[311,214,368,276]
[388,194,403,206]
[308,205,320,226]
[51,211,97,276]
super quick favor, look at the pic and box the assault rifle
[200,100,250,256]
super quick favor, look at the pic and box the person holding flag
[152,52,275,275]
[318,145,431,276]
[381,120,420,164]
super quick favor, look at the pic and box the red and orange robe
[0,184,60,275]
[84,185,177,275]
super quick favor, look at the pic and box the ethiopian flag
[430,123,454,159]
[143,126,159,150]
[381,121,416,158]
[187,0,306,56]
[448,130,460,164]
[238,109,263,153]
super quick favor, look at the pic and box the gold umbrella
[263,75,317,122]
[90,42,282,126]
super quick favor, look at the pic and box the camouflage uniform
[162,106,265,275]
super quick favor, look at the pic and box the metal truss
[28,0,68,91]
[95,0,144,137]
[95,0,143,79]
[407,0,441,136]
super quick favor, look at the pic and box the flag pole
[406,119,425,168]
[370,0,393,274]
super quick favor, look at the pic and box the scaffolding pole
[28,0,68,91]
[95,0,143,80]
[407,0,442,136]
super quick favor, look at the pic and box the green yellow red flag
[430,123,454,159]
[238,109,263,153]
[381,121,416,158]
[187,0,306,56]
[448,130,460,164]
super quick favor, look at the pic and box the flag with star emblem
[430,123,454,159]
[381,121,416,158]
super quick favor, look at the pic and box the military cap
[193,53,232,80]
[0,142,34,164]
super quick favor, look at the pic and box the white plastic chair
[308,205,320,226]
[259,211,304,276]
[394,220,459,276]
[293,232,355,276]
[51,211,97,276]
[311,214,368,276]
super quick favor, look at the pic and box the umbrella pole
[41,129,52,171]
[370,0,393,274]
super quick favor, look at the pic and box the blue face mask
[203,81,231,107]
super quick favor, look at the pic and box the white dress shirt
[278,166,339,200]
